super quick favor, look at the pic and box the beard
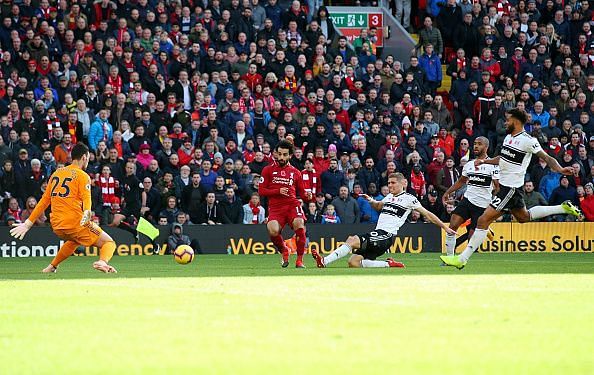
[277,159,288,167]
[505,124,515,134]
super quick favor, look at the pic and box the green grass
[1,253,594,374]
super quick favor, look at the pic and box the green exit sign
[330,13,368,28]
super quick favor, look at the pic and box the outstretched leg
[42,241,78,273]
[321,235,360,267]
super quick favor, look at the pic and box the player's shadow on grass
[1,253,594,280]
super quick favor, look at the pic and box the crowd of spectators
[0,0,593,230]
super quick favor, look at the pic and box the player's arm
[416,205,456,235]
[360,194,384,211]
[474,156,500,167]
[10,173,53,239]
[257,168,278,197]
[535,150,573,175]
[80,173,93,225]
[442,176,468,205]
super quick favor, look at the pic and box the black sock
[455,232,469,248]
[118,221,138,238]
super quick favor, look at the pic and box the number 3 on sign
[369,14,381,27]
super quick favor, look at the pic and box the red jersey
[259,163,306,209]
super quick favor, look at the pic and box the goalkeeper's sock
[445,233,457,256]
[50,241,78,267]
[528,205,565,220]
[459,229,488,263]
[323,243,352,266]
[361,259,388,268]
[99,241,117,263]
[294,227,306,263]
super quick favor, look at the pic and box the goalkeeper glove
[80,210,93,226]
[10,220,33,240]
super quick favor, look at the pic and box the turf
[1,253,594,374]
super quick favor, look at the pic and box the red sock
[271,234,288,261]
[295,227,306,262]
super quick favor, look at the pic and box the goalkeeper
[10,144,119,273]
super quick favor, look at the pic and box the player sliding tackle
[442,136,499,256]
[441,108,582,269]
[312,173,456,268]
[259,140,312,268]
[10,143,119,273]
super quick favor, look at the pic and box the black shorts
[452,198,485,230]
[354,229,395,260]
[490,185,525,212]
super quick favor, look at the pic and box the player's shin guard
[51,241,78,267]
[294,227,306,263]
[324,243,352,266]
[459,229,488,263]
[445,233,457,256]
[99,241,117,263]
[361,259,389,268]
[528,205,565,220]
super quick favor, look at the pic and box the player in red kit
[259,140,312,268]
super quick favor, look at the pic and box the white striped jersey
[499,131,542,188]
[462,159,500,208]
[376,192,422,234]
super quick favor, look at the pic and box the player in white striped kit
[312,173,456,268]
[441,108,582,269]
[442,136,499,256]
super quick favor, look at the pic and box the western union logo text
[229,236,424,254]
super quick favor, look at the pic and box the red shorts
[268,204,305,229]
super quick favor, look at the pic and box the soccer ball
[173,245,194,265]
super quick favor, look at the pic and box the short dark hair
[506,108,528,124]
[275,139,294,154]
[71,143,90,160]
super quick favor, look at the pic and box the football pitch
[1,253,593,374]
